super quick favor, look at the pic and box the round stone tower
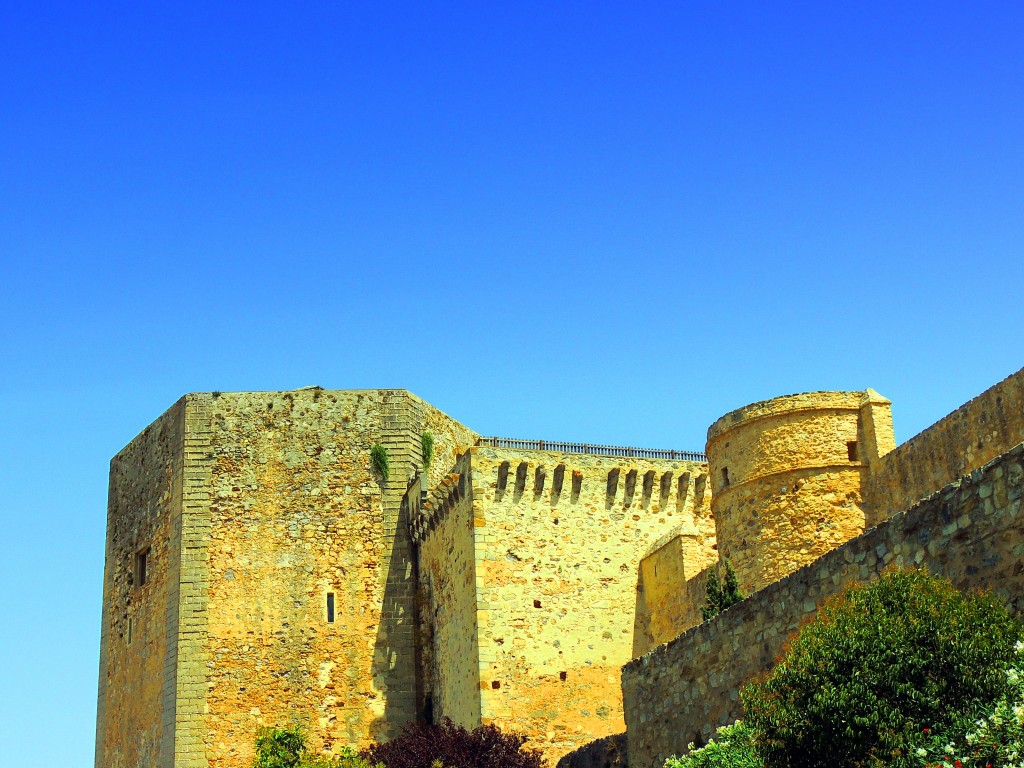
[706,389,894,595]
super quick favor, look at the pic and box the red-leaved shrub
[362,719,545,768]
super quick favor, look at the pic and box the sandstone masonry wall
[198,389,475,766]
[411,453,482,728]
[622,442,1024,768]
[866,365,1024,525]
[99,388,477,768]
[631,470,715,657]
[96,399,185,768]
[464,447,713,762]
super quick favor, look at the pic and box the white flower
[1014,639,1023,653]
[916,748,927,757]
[1008,668,1021,685]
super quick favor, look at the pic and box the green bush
[253,727,380,768]
[701,559,744,621]
[911,639,1024,767]
[255,727,306,768]
[741,569,1024,768]
[371,444,390,482]
[665,721,762,768]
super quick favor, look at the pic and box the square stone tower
[94,389,476,768]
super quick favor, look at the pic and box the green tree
[741,569,1024,768]
[701,559,744,621]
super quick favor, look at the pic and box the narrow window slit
[135,547,150,587]
[642,470,655,505]
[534,466,546,499]
[326,592,336,623]
[514,463,528,500]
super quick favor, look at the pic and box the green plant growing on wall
[701,559,744,621]
[421,431,435,470]
[371,444,390,482]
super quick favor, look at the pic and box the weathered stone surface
[622,442,1024,768]
[556,733,628,768]
[96,398,185,768]
[864,367,1024,522]
[97,389,478,768]
[410,448,713,762]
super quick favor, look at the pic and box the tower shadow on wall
[370,485,419,742]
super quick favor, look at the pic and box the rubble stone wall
[866,366,1024,524]
[623,442,1024,768]
[466,447,713,762]
[96,399,185,768]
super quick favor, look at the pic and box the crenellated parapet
[408,442,715,761]
[408,450,473,544]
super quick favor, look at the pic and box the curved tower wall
[706,390,893,595]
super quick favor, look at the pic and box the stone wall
[411,453,482,728]
[445,447,713,762]
[99,388,478,768]
[173,395,215,768]
[865,365,1024,525]
[197,389,476,766]
[95,399,185,768]
[556,733,628,768]
[631,485,718,659]
[622,442,1024,768]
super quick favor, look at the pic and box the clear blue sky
[1,2,1022,764]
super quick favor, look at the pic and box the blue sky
[1,2,1022,764]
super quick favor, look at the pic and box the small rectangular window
[135,548,149,587]
[721,467,730,487]
[847,441,859,462]
[326,592,335,623]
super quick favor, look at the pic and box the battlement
[408,451,473,544]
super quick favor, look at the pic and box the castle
[95,367,1024,768]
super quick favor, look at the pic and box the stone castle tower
[98,370,1024,768]
[96,390,478,768]
[95,388,710,768]
[706,390,896,593]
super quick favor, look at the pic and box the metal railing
[477,436,706,463]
